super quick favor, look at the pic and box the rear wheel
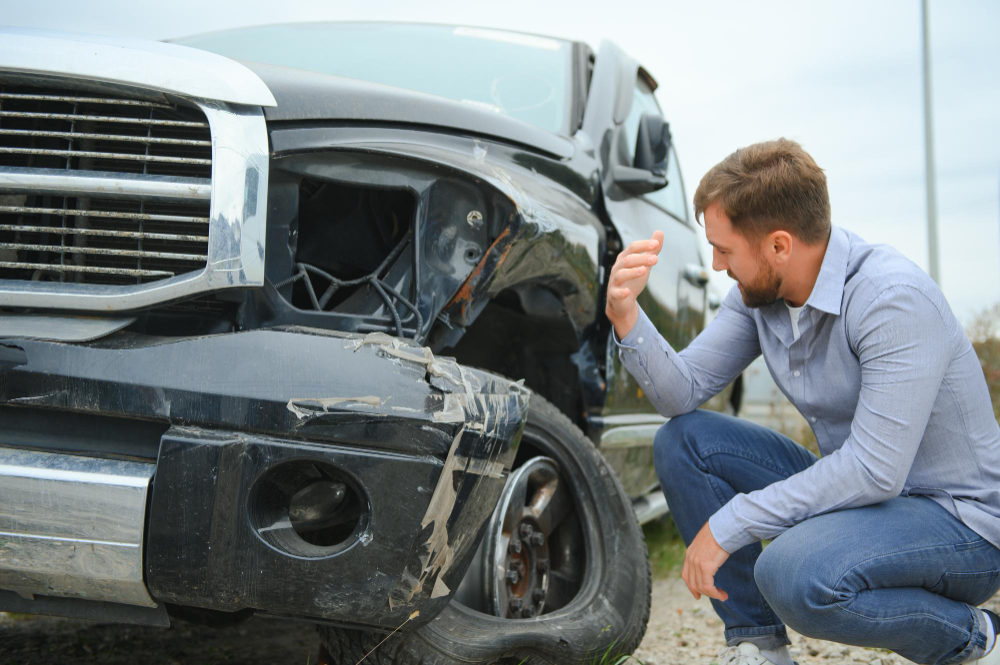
[319,394,651,664]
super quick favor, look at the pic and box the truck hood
[0,27,276,107]
[241,60,575,159]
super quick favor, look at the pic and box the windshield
[173,23,574,134]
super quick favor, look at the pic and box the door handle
[683,264,709,288]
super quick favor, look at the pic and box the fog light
[289,480,347,536]
[249,461,368,558]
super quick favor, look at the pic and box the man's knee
[754,529,839,635]
[653,410,712,479]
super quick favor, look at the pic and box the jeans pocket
[930,570,1000,607]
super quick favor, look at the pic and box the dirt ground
[2,580,996,664]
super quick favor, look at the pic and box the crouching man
[608,138,1000,665]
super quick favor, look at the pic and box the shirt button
[644,381,650,386]
[810,416,817,422]
[637,337,644,344]
[793,370,801,377]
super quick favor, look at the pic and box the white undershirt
[786,301,804,341]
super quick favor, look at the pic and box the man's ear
[769,231,793,265]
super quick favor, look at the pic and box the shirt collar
[803,225,849,315]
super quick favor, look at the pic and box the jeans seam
[699,446,793,477]
[706,473,733,509]
[749,543,781,627]
[724,626,787,637]
[831,597,970,635]
[828,540,986,608]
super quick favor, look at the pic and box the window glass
[174,24,574,135]
[622,76,689,222]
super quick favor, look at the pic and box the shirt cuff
[612,305,655,352]
[708,500,757,554]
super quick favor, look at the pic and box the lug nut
[505,569,520,584]
[530,532,545,547]
[533,588,546,602]
[508,539,522,554]
[537,558,550,572]
[519,523,534,540]
[521,606,536,618]
[509,598,523,612]
[510,559,524,574]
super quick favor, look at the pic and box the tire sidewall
[400,395,652,664]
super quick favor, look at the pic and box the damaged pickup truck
[0,23,736,664]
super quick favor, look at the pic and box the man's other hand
[681,521,731,602]
[606,230,664,339]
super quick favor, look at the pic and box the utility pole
[922,0,940,284]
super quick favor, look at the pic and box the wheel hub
[482,456,569,619]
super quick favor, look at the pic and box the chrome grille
[0,85,211,285]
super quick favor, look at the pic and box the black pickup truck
[0,23,737,664]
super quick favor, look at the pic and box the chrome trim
[0,28,276,107]
[0,166,211,201]
[0,100,269,311]
[0,447,157,607]
[0,109,209,128]
[589,413,668,429]
[0,205,209,224]
[0,243,208,262]
[596,419,667,449]
[632,490,669,525]
[0,92,174,107]
[0,146,213,166]
[0,127,212,147]
[0,261,173,278]
[0,313,134,342]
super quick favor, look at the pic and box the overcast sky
[5,0,998,323]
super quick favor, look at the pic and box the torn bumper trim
[0,327,529,628]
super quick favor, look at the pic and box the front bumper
[0,327,529,629]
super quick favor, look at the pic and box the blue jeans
[654,409,1000,665]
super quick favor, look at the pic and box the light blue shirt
[615,225,1000,553]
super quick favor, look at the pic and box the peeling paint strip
[286,395,383,420]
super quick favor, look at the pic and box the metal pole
[922,0,941,284]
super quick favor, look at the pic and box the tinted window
[174,23,574,134]
[622,77,689,222]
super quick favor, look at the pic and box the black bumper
[0,327,529,629]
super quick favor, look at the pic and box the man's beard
[732,259,781,308]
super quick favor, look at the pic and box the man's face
[704,203,782,308]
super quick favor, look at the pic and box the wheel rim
[454,454,583,619]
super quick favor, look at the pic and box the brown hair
[693,138,831,245]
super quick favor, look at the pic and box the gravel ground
[635,577,1000,665]
[2,582,996,664]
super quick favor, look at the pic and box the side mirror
[634,113,671,175]
[613,113,671,195]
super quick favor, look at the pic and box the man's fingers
[681,556,697,600]
[701,568,729,602]
[651,230,665,255]
[609,286,631,300]
[620,253,659,269]
[620,236,663,259]
[611,266,647,285]
[702,583,729,602]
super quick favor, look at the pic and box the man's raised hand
[606,230,664,340]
